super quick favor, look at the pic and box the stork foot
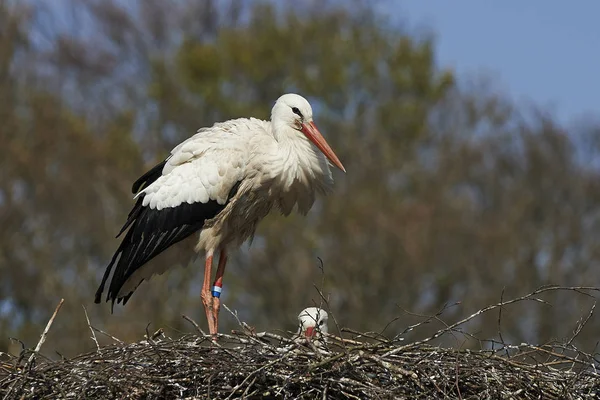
[201,289,216,335]
[211,296,221,333]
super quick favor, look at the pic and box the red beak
[301,121,346,173]
[304,326,316,338]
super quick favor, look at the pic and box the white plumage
[95,94,345,335]
[297,307,329,337]
[296,307,329,351]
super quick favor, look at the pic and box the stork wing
[95,124,250,309]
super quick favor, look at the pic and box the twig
[341,328,389,344]
[253,331,295,344]
[316,256,326,312]
[379,315,403,337]
[3,300,65,400]
[497,288,509,358]
[91,326,124,344]
[313,283,345,350]
[150,328,165,340]
[308,351,346,370]
[82,305,101,353]
[384,286,600,357]
[181,314,221,348]
[224,352,292,400]
[326,331,364,346]
[393,301,462,342]
[222,304,245,330]
[567,301,596,346]
[25,298,64,369]
[181,314,207,336]
[454,351,462,400]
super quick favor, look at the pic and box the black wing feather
[116,159,168,238]
[132,159,167,193]
[95,160,241,310]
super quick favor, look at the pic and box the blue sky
[388,1,599,123]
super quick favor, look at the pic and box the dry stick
[454,351,462,400]
[341,328,389,343]
[182,314,207,336]
[399,301,463,348]
[313,258,345,350]
[91,326,124,344]
[528,345,592,367]
[324,331,364,346]
[221,304,275,349]
[150,328,165,340]
[366,354,419,380]
[383,286,600,358]
[316,256,327,312]
[241,375,258,398]
[224,352,292,400]
[82,305,101,353]
[222,303,245,330]
[313,283,346,351]
[221,304,268,348]
[497,288,510,358]
[3,300,66,400]
[25,298,65,369]
[393,301,462,342]
[567,301,596,346]
[144,324,165,345]
[253,331,295,344]
[379,315,403,337]
[181,314,221,348]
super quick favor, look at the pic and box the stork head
[271,94,345,173]
[297,307,329,339]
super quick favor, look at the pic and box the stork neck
[267,120,334,215]
[272,121,301,143]
[271,122,314,168]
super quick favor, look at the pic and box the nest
[1,332,600,399]
[1,287,600,399]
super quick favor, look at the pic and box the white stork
[95,94,345,335]
[297,307,329,339]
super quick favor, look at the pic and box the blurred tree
[0,0,599,357]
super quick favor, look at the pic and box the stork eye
[291,107,303,119]
[319,320,324,326]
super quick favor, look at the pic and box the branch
[23,298,65,372]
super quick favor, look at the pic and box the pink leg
[200,251,216,335]
[211,249,228,334]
